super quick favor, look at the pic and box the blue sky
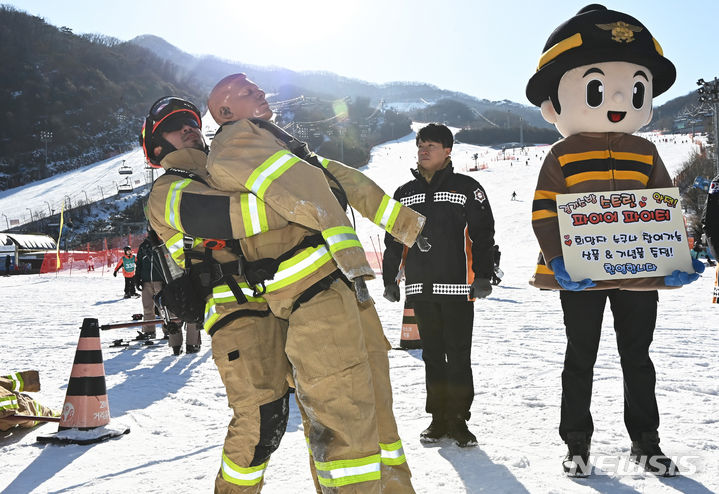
[6,0,718,106]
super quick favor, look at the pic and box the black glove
[415,235,431,252]
[383,284,400,302]
[135,280,143,291]
[113,271,118,277]
[469,278,492,299]
[353,277,371,304]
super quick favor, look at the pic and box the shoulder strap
[163,167,209,186]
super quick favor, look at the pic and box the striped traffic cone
[713,266,719,304]
[37,318,129,445]
[399,302,421,349]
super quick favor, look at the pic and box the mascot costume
[527,4,704,477]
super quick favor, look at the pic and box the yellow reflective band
[164,179,193,231]
[373,195,402,233]
[241,193,268,237]
[319,157,330,169]
[611,151,653,165]
[536,263,554,275]
[245,150,300,200]
[322,226,362,254]
[204,299,219,332]
[221,451,267,487]
[315,454,381,488]
[532,210,558,221]
[379,440,407,466]
[166,234,186,269]
[0,395,19,411]
[534,190,559,201]
[537,33,583,70]
[264,245,333,293]
[211,284,266,304]
[5,372,24,392]
[557,150,610,166]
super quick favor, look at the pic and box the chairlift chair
[118,164,133,175]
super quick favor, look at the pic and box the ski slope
[1,127,717,494]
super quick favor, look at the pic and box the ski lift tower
[698,77,719,175]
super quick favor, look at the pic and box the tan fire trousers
[212,280,389,493]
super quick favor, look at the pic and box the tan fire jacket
[1,370,51,430]
[530,132,674,290]
[207,119,377,281]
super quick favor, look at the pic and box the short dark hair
[416,123,453,150]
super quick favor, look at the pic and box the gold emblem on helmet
[596,21,642,43]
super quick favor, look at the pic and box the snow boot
[563,432,592,477]
[629,432,679,477]
[186,344,201,354]
[447,418,477,448]
[420,416,447,444]
[172,346,182,356]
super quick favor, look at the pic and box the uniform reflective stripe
[204,300,220,332]
[0,395,19,411]
[5,372,24,392]
[322,226,362,255]
[220,451,267,486]
[211,284,265,304]
[314,454,381,488]
[166,234,202,269]
[373,195,402,233]
[264,245,333,293]
[241,193,268,236]
[164,179,193,231]
[319,157,330,168]
[379,440,407,466]
[245,150,300,200]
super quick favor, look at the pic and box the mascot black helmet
[139,97,203,168]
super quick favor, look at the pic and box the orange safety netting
[39,234,145,275]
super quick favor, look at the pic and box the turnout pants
[168,322,202,348]
[558,290,660,442]
[285,279,381,493]
[412,299,475,421]
[141,281,164,336]
[212,313,291,493]
[297,299,414,494]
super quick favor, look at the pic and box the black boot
[420,416,447,444]
[134,331,153,341]
[630,432,679,477]
[563,432,592,477]
[186,344,201,354]
[447,418,477,448]
[172,346,182,356]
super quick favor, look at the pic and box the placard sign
[556,187,693,281]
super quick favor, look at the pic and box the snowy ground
[1,128,718,493]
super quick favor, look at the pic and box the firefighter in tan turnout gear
[143,90,424,492]
[206,73,427,493]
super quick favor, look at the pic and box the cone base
[37,422,130,445]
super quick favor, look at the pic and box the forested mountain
[0,5,204,189]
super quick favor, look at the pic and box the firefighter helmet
[139,96,203,168]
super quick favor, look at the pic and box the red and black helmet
[139,96,203,167]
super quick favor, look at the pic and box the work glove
[469,278,492,299]
[383,283,400,302]
[113,270,118,277]
[415,234,431,252]
[664,258,705,287]
[353,277,371,304]
[549,257,595,291]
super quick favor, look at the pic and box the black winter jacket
[136,238,165,283]
[382,163,495,301]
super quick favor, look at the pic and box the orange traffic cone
[713,267,719,304]
[399,302,421,349]
[37,318,129,445]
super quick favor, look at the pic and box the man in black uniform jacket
[382,123,495,447]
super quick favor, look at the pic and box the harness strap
[207,309,272,337]
[291,270,351,313]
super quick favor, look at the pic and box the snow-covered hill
[1,128,717,494]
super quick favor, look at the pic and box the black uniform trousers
[123,277,136,297]
[558,289,660,442]
[412,299,474,421]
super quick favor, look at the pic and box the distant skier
[113,246,137,298]
[511,191,517,201]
